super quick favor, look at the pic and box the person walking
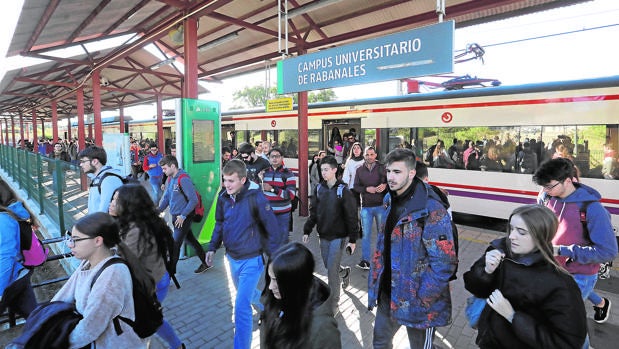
[158,155,210,274]
[353,146,387,270]
[368,148,457,349]
[206,159,282,349]
[260,242,341,349]
[52,212,145,349]
[533,158,618,328]
[109,184,185,349]
[463,204,587,349]
[303,156,358,316]
[261,147,297,243]
[78,146,123,214]
[142,143,164,203]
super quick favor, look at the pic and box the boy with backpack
[206,159,282,349]
[534,158,618,329]
[78,146,124,214]
[158,155,210,274]
[303,155,359,316]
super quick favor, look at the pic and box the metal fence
[0,144,87,233]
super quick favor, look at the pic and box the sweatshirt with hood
[538,182,618,275]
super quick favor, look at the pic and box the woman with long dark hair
[109,184,185,349]
[463,205,586,348]
[261,242,341,349]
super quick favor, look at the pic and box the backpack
[316,183,345,198]
[8,301,83,349]
[174,173,204,222]
[0,206,48,268]
[91,248,163,339]
[428,185,459,280]
[92,170,139,194]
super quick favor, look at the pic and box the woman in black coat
[463,204,586,349]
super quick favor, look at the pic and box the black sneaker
[356,260,370,270]
[594,298,611,323]
[194,263,212,274]
[341,266,351,289]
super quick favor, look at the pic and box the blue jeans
[149,175,163,203]
[573,273,597,349]
[360,206,384,262]
[374,291,435,349]
[227,254,264,349]
[155,273,182,349]
[275,212,290,245]
[319,237,346,313]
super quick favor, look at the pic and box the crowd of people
[1,128,617,348]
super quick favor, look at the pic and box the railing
[0,237,74,329]
[0,144,88,233]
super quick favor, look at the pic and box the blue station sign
[277,21,454,94]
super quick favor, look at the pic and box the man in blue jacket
[368,148,457,349]
[206,159,281,349]
[158,155,210,274]
[143,142,164,203]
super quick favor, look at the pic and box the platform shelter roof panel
[0,0,591,119]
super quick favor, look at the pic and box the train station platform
[1,171,618,348]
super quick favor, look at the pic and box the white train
[221,76,619,233]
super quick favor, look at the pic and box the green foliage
[231,85,337,109]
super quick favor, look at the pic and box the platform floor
[1,170,618,348]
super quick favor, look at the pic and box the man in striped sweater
[261,147,297,244]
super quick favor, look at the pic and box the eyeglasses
[269,154,282,159]
[64,231,95,247]
[240,153,250,159]
[79,159,91,164]
[542,181,563,191]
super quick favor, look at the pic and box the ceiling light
[149,57,175,70]
[198,32,239,52]
[288,0,343,18]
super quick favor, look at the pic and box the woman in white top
[342,142,364,206]
[52,212,145,349]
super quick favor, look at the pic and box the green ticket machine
[175,98,221,250]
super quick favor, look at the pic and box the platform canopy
[0,0,589,120]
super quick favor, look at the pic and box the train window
[276,130,299,158]
[308,130,320,158]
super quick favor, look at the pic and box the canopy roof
[0,0,589,120]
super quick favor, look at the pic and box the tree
[231,85,337,109]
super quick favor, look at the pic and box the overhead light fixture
[287,0,343,18]
[198,32,239,52]
[149,57,176,70]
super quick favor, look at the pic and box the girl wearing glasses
[52,212,144,348]
[463,205,586,349]
[108,184,185,349]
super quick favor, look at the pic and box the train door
[221,124,236,149]
[322,119,361,153]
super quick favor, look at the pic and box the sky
[1,0,618,119]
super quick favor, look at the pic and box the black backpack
[91,170,139,194]
[91,248,163,339]
[8,301,84,349]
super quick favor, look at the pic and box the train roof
[221,75,619,117]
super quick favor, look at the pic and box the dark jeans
[171,214,206,272]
